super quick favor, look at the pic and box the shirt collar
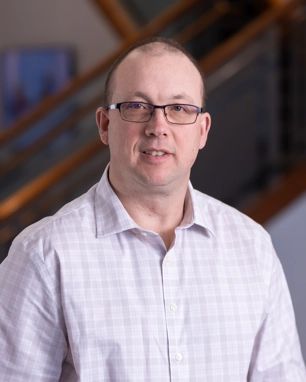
[95,165,138,238]
[181,182,216,237]
[95,165,216,238]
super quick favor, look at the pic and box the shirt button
[165,255,172,264]
[140,231,147,236]
[175,353,183,362]
[170,303,177,312]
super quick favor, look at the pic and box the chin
[136,167,187,190]
[140,173,178,191]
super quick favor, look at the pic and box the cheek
[108,127,139,157]
[187,130,203,151]
[180,133,203,165]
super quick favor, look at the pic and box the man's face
[96,49,211,195]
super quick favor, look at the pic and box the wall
[0,0,119,73]
[265,191,306,362]
[0,0,120,134]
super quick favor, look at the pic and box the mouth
[143,150,167,157]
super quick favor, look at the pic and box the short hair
[104,36,206,107]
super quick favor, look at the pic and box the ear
[96,107,110,145]
[199,112,211,150]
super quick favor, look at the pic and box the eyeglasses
[106,102,203,125]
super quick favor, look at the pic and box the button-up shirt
[0,167,305,381]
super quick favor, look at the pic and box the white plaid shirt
[0,167,305,381]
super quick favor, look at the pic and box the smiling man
[0,37,305,381]
[96,40,210,250]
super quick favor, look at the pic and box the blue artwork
[1,48,75,149]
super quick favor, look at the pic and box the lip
[141,147,172,162]
[141,147,171,155]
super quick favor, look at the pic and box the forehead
[111,48,203,104]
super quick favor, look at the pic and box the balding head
[104,37,206,107]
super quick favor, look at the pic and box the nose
[144,107,169,137]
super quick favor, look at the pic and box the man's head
[96,37,211,197]
[104,36,206,107]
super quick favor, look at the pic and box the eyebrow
[171,93,195,103]
[129,91,196,104]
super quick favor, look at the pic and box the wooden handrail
[90,0,139,37]
[0,0,303,223]
[267,0,285,7]
[0,154,105,247]
[174,0,231,45]
[244,161,306,225]
[198,0,303,74]
[0,138,104,221]
[0,0,201,146]
[0,93,103,178]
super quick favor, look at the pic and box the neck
[110,178,188,250]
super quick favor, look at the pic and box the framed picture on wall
[0,47,75,149]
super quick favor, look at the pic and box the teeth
[145,150,165,156]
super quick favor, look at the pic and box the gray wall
[0,0,119,72]
[0,0,119,124]
[265,191,306,362]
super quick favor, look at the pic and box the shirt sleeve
[0,240,68,382]
[247,243,306,381]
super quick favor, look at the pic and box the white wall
[0,0,119,73]
[265,191,306,362]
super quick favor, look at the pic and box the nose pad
[145,107,168,136]
[150,107,167,122]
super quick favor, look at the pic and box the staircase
[0,0,306,261]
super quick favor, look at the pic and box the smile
[144,150,166,156]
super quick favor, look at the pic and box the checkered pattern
[0,167,305,381]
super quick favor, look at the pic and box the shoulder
[13,183,99,255]
[192,188,273,247]
[192,189,279,290]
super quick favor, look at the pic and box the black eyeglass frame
[105,102,204,125]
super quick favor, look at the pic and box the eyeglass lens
[120,102,199,124]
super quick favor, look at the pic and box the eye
[171,104,187,112]
[126,102,144,109]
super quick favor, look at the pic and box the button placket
[161,245,184,378]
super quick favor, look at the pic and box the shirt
[0,167,305,382]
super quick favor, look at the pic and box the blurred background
[0,0,305,361]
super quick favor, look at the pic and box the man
[0,37,305,381]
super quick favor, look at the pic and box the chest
[59,230,266,380]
